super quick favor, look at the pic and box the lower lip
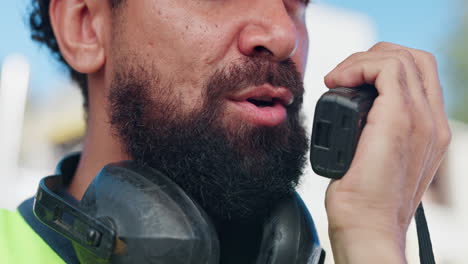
[228,100,287,127]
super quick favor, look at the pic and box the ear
[49,0,106,74]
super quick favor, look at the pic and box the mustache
[204,57,305,108]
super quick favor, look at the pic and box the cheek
[113,35,205,111]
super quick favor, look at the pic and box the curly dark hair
[29,0,125,109]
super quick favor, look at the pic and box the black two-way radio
[310,85,377,179]
[310,85,436,264]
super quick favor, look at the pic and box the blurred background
[0,0,466,263]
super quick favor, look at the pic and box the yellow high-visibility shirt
[0,209,65,264]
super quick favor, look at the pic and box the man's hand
[323,42,451,263]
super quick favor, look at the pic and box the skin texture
[47,0,451,262]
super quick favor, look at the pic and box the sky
[0,0,463,106]
[0,0,71,100]
[322,0,460,52]
[320,0,462,105]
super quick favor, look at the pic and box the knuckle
[425,53,439,70]
[415,50,438,66]
[436,125,452,150]
[425,52,437,64]
[386,57,406,71]
[395,49,414,62]
[372,41,395,50]
[348,51,366,60]
[336,52,366,68]
[421,50,436,61]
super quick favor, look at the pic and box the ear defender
[34,162,323,264]
[257,193,324,264]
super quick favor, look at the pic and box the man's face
[107,0,310,222]
[107,0,309,108]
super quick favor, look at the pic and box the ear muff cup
[256,194,323,264]
[75,162,220,264]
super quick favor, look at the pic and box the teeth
[287,97,294,106]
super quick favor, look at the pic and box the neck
[68,77,129,200]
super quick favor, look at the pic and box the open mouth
[246,97,279,108]
[226,85,293,127]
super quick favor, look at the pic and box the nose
[237,2,298,61]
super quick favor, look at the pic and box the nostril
[253,46,273,57]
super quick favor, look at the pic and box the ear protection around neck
[34,161,324,264]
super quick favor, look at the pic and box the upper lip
[228,84,294,106]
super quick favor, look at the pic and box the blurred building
[0,56,85,210]
[425,120,468,264]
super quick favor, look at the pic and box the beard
[108,56,309,223]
